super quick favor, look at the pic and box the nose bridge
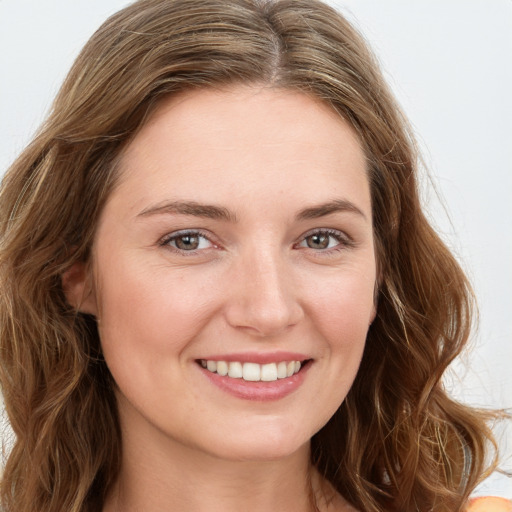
[225,242,303,336]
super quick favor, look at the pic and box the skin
[65,86,376,511]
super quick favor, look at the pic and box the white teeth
[228,361,243,379]
[200,359,304,382]
[277,361,287,379]
[261,363,277,382]
[216,360,228,376]
[243,362,261,381]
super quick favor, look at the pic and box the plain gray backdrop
[1,0,511,496]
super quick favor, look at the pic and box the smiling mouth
[197,359,310,382]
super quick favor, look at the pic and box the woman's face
[74,86,377,461]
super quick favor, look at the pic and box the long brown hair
[0,1,502,510]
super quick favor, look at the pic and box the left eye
[298,231,344,250]
[163,232,213,251]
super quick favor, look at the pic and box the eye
[297,229,351,251]
[161,230,214,252]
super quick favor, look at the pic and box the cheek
[304,267,375,398]
[94,261,219,365]
[306,267,376,339]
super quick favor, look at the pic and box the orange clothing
[467,497,512,512]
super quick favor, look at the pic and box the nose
[224,248,304,337]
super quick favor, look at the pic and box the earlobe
[61,261,98,316]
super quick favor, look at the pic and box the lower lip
[198,361,311,401]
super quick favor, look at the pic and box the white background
[1,0,511,497]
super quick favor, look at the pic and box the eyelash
[159,228,354,255]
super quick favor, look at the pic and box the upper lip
[196,351,311,364]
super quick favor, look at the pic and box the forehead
[112,86,370,216]
[121,86,365,163]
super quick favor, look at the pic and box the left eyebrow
[296,199,368,222]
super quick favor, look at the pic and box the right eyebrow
[137,200,238,223]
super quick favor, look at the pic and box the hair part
[0,1,503,511]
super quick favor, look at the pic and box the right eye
[160,230,214,253]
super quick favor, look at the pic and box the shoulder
[467,497,512,512]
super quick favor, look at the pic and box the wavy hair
[0,0,501,510]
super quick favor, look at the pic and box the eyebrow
[296,199,367,222]
[137,200,237,222]
[137,198,367,223]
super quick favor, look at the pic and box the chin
[192,422,313,463]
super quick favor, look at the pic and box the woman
[0,0,507,511]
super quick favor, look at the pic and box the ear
[61,261,98,316]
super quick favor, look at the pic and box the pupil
[176,235,199,250]
[308,234,329,249]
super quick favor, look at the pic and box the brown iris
[305,233,330,249]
